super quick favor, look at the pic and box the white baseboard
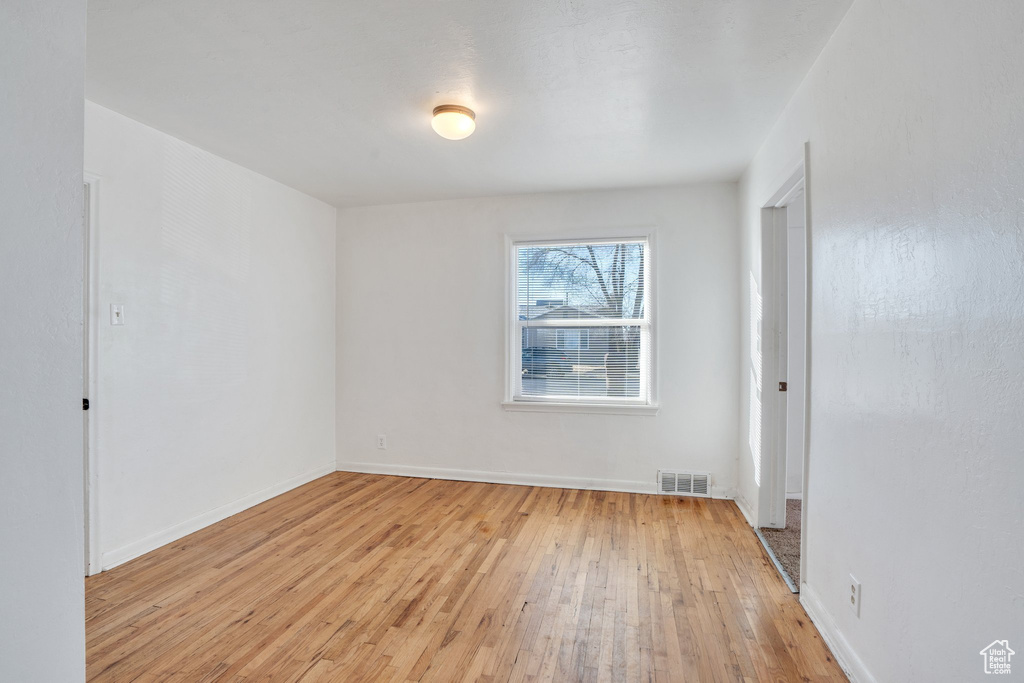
[786,491,803,500]
[101,462,335,571]
[800,583,876,683]
[734,494,756,527]
[337,461,736,500]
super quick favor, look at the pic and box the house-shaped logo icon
[980,640,1014,675]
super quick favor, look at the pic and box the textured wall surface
[739,1,1024,680]
[336,184,740,494]
[85,103,337,568]
[0,1,87,680]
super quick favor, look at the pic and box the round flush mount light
[431,104,476,140]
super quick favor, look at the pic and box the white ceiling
[86,0,851,208]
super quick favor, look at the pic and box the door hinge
[83,398,90,411]
[779,381,787,392]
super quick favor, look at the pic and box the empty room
[2,0,1022,681]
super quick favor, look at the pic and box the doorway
[755,153,809,591]
[84,175,100,576]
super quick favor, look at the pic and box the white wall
[0,1,87,680]
[739,1,1024,680]
[336,184,740,495]
[85,103,337,568]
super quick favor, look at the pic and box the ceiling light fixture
[431,104,476,140]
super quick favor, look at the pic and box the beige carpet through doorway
[760,499,801,587]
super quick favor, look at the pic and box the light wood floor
[86,473,844,682]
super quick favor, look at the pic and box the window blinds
[514,239,651,403]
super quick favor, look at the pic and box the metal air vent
[658,470,711,497]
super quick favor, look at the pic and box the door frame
[757,147,810,538]
[84,172,101,576]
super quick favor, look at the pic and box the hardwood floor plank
[86,473,845,682]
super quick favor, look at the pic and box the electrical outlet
[849,574,861,617]
[376,434,387,450]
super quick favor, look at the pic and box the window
[507,237,655,411]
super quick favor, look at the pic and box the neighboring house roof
[518,304,617,320]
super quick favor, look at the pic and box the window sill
[502,400,660,416]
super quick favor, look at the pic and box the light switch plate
[110,304,125,326]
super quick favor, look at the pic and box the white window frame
[503,233,659,415]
